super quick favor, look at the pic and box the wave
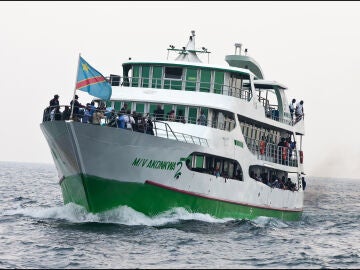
[3,203,234,227]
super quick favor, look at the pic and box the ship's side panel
[41,121,303,220]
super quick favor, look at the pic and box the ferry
[40,31,306,221]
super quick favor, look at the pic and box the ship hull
[41,120,303,221]
[60,174,302,221]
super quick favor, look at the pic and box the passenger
[176,109,186,123]
[197,110,207,126]
[45,94,60,121]
[117,112,126,129]
[302,177,307,190]
[289,98,296,122]
[49,94,60,109]
[125,110,135,130]
[123,110,130,129]
[214,165,220,178]
[51,105,62,121]
[261,174,270,186]
[286,137,296,162]
[145,115,155,135]
[286,178,296,191]
[254,173,262,182]
[277,138,286,164]
[107,109,117,128]
[168,110,176,121]
[272,175,280,189]
[61,106,71,120]
[132,111,140,132]
[222,171,229,182]
[92,108,105,125]
[280,176,287,189]
[82,103,91,123]
[97,101,106,111]
[70,95,85,121]
[121,103,128,112]
[259,136,266,155]
[295,100,304,122]
[284,137,291,165]
[129,111,136,126]
[88,101,96,123]
[153,104,165,121]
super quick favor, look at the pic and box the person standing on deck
[289,98,296,122]
[70,95,85,121]
[295,100,304,122]
[197,110,207,126]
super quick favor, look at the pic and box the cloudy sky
[1,1,359,179]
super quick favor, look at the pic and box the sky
[1,1,359,180]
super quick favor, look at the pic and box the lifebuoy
[282,147,287,160]
[259,140,266,155]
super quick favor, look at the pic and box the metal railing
[244,135,298,167]
[42,106,209,147]
[152,121,209,147]
[150,112,235,132]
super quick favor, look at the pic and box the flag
[76,56,112,100]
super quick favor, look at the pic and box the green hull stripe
[60,174,302,221]
[145,180,302,213]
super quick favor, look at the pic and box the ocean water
[0,161,359,269]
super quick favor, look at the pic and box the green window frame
[152,66,162,88]
[135,103,145,114]
[164,104,173,116]
[185,68,197,91]
[132,65,140,87]
[200,69,211,92]
[114,101,121,111]
[141,65,150,88]
[214,71,224,94]
[149,103,159,116]
[188,107,198,124]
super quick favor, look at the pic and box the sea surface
[0,161,359,269]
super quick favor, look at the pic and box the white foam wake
[3,203,233,226]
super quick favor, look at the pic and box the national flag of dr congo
[76,56,112,100]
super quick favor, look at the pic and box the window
[164,67,183,79]
[186,152,243,181]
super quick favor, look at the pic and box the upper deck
[100,31,305,135]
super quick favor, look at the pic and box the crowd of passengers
[44,94,210,130]
[257,134,298,166]
[250,171,297,191]
[44,95,158,134]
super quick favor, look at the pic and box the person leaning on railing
[62,106,71,120]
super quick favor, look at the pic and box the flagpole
[70,53,81,120]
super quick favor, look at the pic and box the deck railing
[42,105,209,147]
[244,135,298,167]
